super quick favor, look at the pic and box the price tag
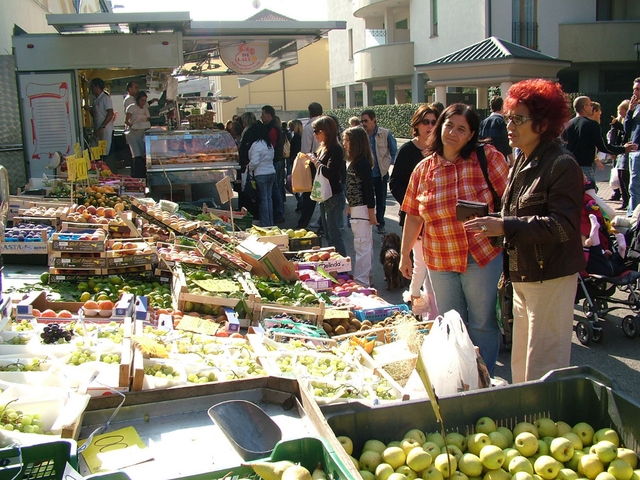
[323,308,350,320]
[66,154,77,181]
[78,426,153,474]
[132,336,169,358]
[216,176,234,205]
[176,315,220,336]
[98,140,107,156]
[76,156,89,181]
[91,146,103,160]
[193,278,239,293]
[83,149,91,169]
[73,143,82,159]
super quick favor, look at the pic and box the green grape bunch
[0,400,49,434]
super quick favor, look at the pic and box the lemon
[80,292,92,302]
[97,294,110,301]
[77,282,89,292]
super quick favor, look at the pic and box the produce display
[3,223,55,242]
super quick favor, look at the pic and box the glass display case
[144,129,240,192]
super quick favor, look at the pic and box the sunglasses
[504,114,533,126]
[313,129,321,134]
[421,119,437,126]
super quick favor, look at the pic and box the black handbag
[242,172,259,216]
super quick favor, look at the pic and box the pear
[249,461,296,480]
[312,463,327,480]
[282,465,312,480]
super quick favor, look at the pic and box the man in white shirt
[84,78,114,155]
[124,81,139,115]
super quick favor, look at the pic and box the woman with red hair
[465,79,586,383]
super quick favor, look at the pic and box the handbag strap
[477,145,501,210]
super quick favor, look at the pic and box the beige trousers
[511,273,578,383]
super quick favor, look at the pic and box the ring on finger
[480,225,487,232]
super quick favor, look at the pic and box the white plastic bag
[609,168,620,190]
[420,309,479,396]
[310,166,332,203]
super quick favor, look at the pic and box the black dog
[380,233,404,291]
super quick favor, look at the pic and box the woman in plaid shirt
[400,103,509,377]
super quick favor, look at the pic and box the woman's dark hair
[312,116,339,152]
[504,79,571,142]
[135,90,147,102]
[342,126,373,168]
[411,104,440,137]
[244,121,272,149]
[426,103,480,159]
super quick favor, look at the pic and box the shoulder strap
[477,145,501,210]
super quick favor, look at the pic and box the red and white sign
[220,41,269,74]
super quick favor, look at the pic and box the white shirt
[93,91,114,131]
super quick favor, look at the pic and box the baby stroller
[574,209,640,345]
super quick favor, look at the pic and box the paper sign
[176,315,219,336]
[132,336,169,358]
[323,308,350,320]
[91,146,102,160]
[79,426,153,474]
[216,176,234,205]
[73,142,82,159]
[75,156,89,181]
[83,149,91,169]
[63,462,85,479]
[98,140,107,156]
[67,154,77,181]
[193,278,239,293]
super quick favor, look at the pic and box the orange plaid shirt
[402,145,509,273]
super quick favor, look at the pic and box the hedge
[326,104,428,139]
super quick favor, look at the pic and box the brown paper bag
[291,152,313,193]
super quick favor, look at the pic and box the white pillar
[412,71,425,103]
[477,87,489,109]
[435,85,447,106]
[384,7,395,44]
[345,84,356,108]
[386,79,395,105]
[331,88,340,109]
[500,81,513,98]
[363,82,374,107]
[395,88,407,104]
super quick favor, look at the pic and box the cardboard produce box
[237,237,298,282]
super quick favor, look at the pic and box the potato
[347,326,357,333]
[334,325,346,335]
[350,319,362,330]
[328,317,341,327]
[322,323,333,334]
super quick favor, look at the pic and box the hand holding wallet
[456,200,489,222]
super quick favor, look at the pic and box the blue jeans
[372,174,389,227]
[256,173,275,227]
[628,152,640,216]
[319,191,347,257]
[272,159,285,220]
[428,253,503,377]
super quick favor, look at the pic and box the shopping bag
[420,310,479,396]
[291,153,313,193]
[310,166,332,203]
[243,172,259,216]
[609,168,620,190]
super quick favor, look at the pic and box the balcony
[353,42,414,83]
[559,21,640,63]
[353,0,410,19]
[512,22,538,50]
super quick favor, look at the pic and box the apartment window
[512,0,537,50]
[396,19,408,29]
[596,0,612,20]
[348,28,353,60]
[430,0,438,36]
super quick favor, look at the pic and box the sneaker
[377,226,386,235]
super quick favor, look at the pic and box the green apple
[435,453,457,478]
[480,445,506,470]
[557,469,580,480]
[451,472,469,480]
[408,448,433,472]
[427,433,446,450]
[595,474,617,480]
[515,433,539,457]
[337,436,354,456]
[591,441,618,464]
[608,459,634,480]
[594,429,620,448]
[468,434,492,456]
[388,474,408,480]
[497,427,514,447]
[388,441,402,448]
[556,422,573,437]
[534,418,558,438]
[350,455,360,470]
[537,440,550,457]
[573,423,596,447]
[489,432,509,450]
[376,463,395,480]
[504,448,523,471]
[476,417,498,435]
[563,433,584,451]
[567,451,586,472]
[365,440,389,455]
[550,437,575,463]
[361,450,384,473]
[542,437,555,446]
[446,432,468,452]
[405,429,428,445]
[442,445,464,463]
[396,465,418,480]
[383,447,408,470]
[532,475,545,480]
[631,470,640,480]
[509,456,534,475]
[423,466,445,480]
[579,454,605,480]
[534,455,562,480]
[513,472,535,480]
[459,453,484,477]
[402,439,424,455]
[423,442,442,457]
[617,449,638,469]
[514,422,540,439]
[361,471,376,480]
[484,469,511,480]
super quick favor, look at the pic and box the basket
[0,439,77,480]
[353,304,411,322]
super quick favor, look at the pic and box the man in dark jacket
[479,96,512,165]
[261,105,285,223]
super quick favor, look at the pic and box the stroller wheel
[628,292,640,312]
[575,320,593,345]
[622,315,640,339]
[582,299,595,318]
[592,324,603,342]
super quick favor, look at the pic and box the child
[342,127,377,287]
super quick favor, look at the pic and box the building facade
[327,0,640,108]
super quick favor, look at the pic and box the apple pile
[109,241,154,256]
[135,203,200,232]
[157,243,207,265]
[300,251,344,263]
[65,204,123,224]
[337,417,639,480]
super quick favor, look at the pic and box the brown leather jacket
[502,140,586,282]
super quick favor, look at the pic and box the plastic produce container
[0,439,77,480]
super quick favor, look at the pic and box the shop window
[348,29,353,60]
[596,0,612,20]
[430,0,438,37]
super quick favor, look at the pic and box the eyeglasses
[505,114,533,126]
[313,129,321,134]
[421,119,437,126]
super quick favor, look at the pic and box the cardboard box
[256,233,289,251]
[1,229,49,255]
[50,252,108,268]
[289,235,322,251]
[49,224,108,252]
[16,291,85,319]
[196,235,252,272]
[237,237,298,282]
[287,247,352,273]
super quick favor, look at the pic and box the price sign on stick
[83,149,91,170]
[216,176,234,205]
[73,143,82,159]
[98,140,107,156]
[75,156,89,181]
[91,146,102,162]
[66,154,77,182]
